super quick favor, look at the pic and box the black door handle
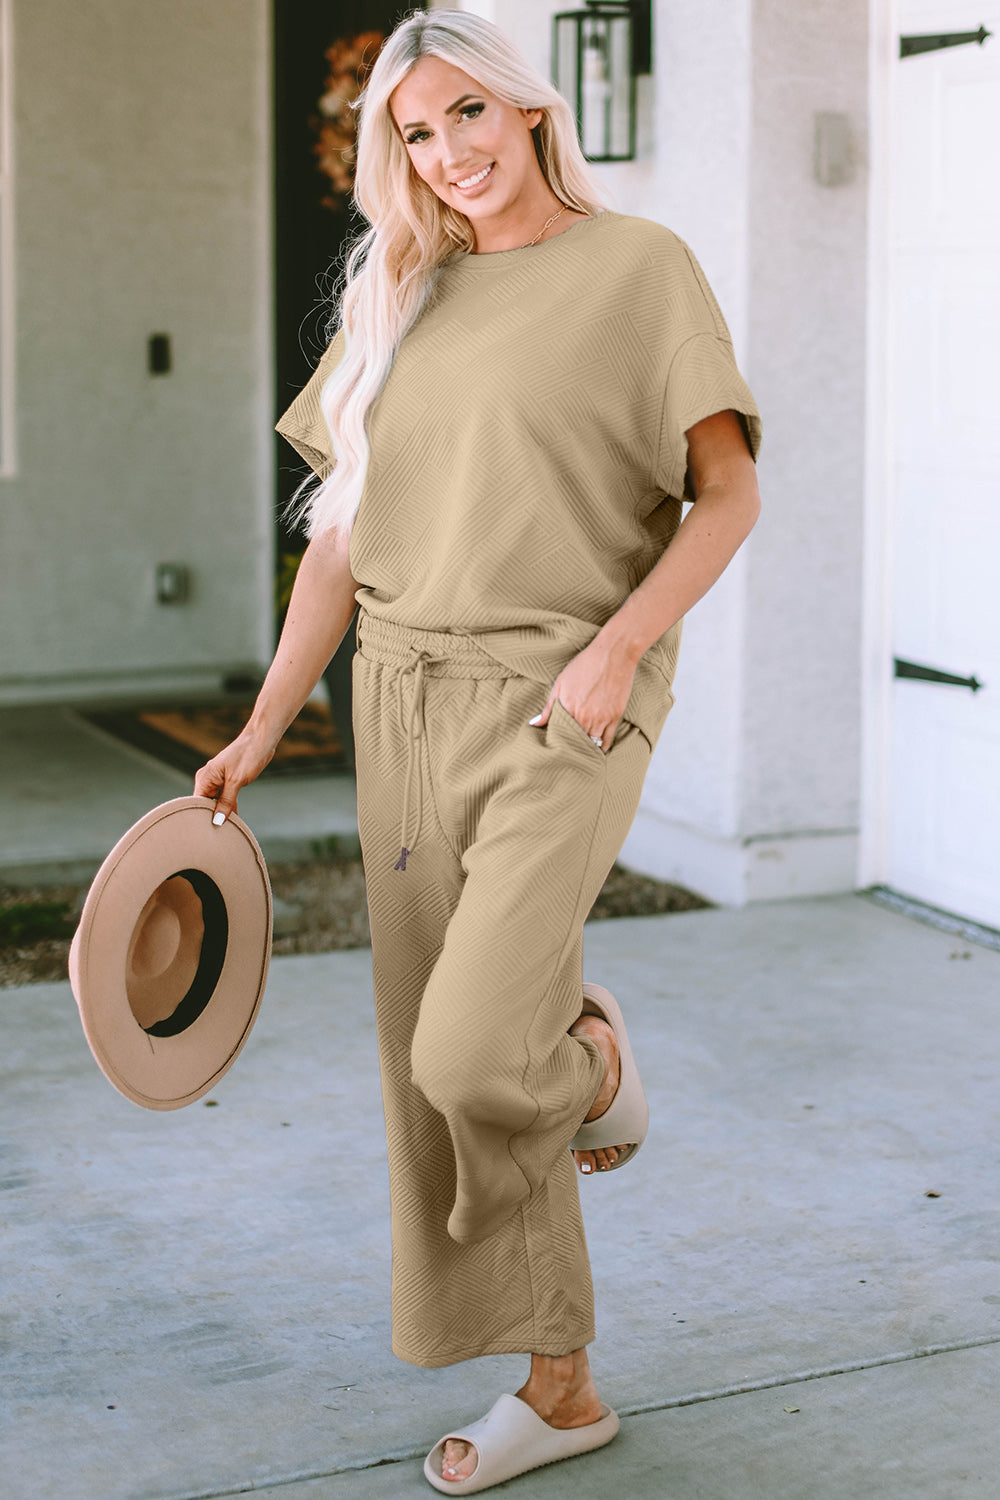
[894,658,984,692]
[900,27,992,58]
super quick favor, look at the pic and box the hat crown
[133,902,182,978]
[126,875,205,1031]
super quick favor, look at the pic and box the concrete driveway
[3,893,999,1498]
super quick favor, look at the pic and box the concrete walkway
[3,894,999,1498]
[0,705,358,886]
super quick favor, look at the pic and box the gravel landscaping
[0,858,709,988]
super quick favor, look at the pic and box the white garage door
[888,4,1000,926]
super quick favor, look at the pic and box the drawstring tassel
[391,647,448,872]
[393,649,433,872]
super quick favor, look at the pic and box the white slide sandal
[423,1392,619,1494]
[568,982,649,1169]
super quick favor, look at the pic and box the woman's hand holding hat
[193,532,360,822]
[194,725,277,825]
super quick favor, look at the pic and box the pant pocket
[551,696,638,757]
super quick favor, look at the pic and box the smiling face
[389,54,554,249]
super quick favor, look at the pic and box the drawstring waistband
[356,612,517,871]
[392,648,449,871]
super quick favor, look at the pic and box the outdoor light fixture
[552,1,652,162]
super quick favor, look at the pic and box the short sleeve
[274,328,346,481]
[655,331,762,501]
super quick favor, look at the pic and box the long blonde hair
[287,8,608,540]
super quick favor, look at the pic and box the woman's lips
[452,161,495,193]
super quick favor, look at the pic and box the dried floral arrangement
[312,31,386,211]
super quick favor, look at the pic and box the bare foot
[569,1012,628,1175]
[439,1349,602,1484]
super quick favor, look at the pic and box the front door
[273,2,408,768]
[887,3,1000,925]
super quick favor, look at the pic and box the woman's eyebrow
[401,94,481,131]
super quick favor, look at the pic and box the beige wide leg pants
[352,611,654,1369]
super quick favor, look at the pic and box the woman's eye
[407,102,485,144]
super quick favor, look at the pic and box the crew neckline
[445,208,612,270]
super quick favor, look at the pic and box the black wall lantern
[553,2,652,163]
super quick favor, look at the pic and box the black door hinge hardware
[894,658,984,692]
[900,27,992,58]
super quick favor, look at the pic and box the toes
[441,1438,477,1481]
[574,1147,617,1172]
[574,1146,628,1174]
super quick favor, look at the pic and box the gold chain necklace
[520,205,569,248]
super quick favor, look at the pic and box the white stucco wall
[642,0,869,901]
[610,0,756,874]
[451,0,870,902]
[740,0,869,854]
[0,0,273,702]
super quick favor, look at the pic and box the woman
[195,9,761,1494]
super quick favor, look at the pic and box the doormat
[80,699,349,778]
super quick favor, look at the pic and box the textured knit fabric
[274,210,763,1369]
[352,612,653,1367]
[275,209,762,750]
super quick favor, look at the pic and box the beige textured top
[275,209,761,748]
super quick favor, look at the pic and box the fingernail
[212,811,226,826]
[528,713,543,725]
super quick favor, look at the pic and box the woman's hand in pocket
[528,635,637,750]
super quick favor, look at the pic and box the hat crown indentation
[131,903,183,980]
[126,876,205,1032]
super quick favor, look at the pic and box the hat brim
[69,796,272,1110]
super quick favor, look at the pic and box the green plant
[0,902,74,948]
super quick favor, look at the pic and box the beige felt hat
[69,796,272,1111]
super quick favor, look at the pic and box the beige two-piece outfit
[276,210,761,1369]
